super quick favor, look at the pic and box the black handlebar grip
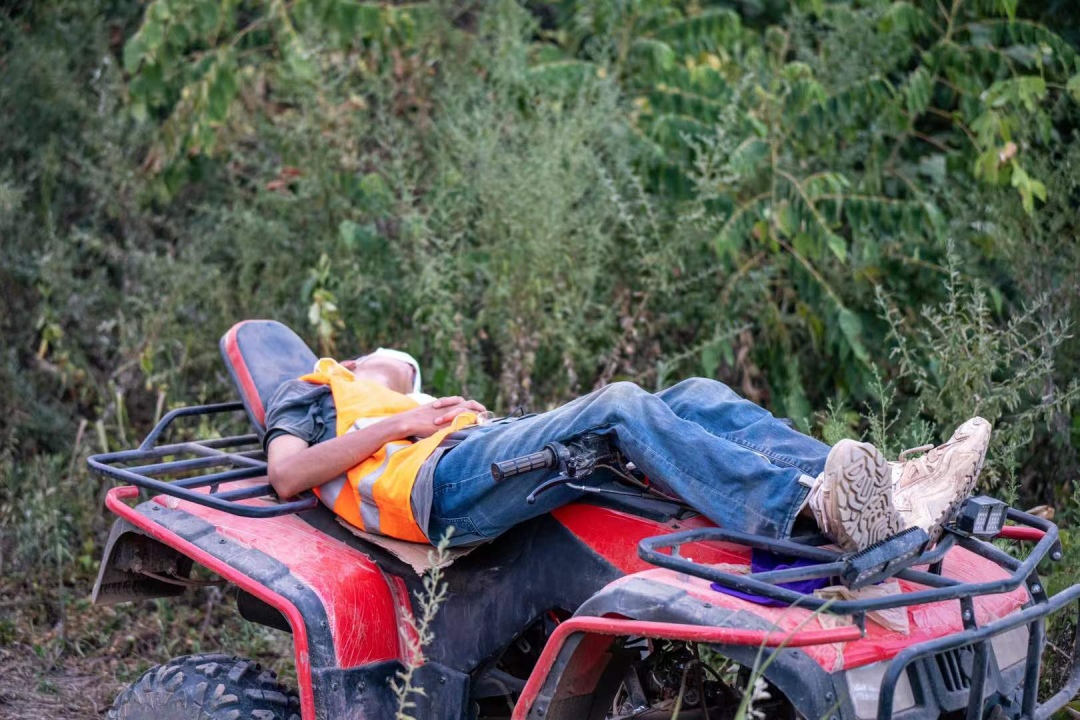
[491,448,557,482]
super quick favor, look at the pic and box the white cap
[361,348,423,394]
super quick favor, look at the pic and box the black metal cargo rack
[87,402,318,517]
[638,513,1080,719]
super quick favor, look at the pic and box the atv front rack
[88,402,318,518]
[640,512,1063,618]
[638,513,1080,719]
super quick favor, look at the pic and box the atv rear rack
[638,514,1080,719]
[88,402,318,517]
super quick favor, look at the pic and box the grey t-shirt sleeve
[262,379,337,452]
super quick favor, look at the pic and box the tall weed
[874,247,1079,491]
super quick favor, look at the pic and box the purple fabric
[710,549,834,607]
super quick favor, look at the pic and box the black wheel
[108,654,301,720]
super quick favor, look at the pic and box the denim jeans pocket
[428,514,487,546]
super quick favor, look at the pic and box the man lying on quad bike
[89,321,1080,719]
[264,348,991,554]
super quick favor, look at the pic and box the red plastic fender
[512,616,863,719]
[552,504,747,573]
[107,485,415,720]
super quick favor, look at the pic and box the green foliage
[122,0,438,189]
[533,0,1080,431]
[875,251,1079,488]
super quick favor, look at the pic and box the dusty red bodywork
[109,477,1033,720]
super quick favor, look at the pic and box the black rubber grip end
[491,448,556,482]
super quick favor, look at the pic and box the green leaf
[988,286,1004,314]
[130,100,148,122]
[917,154,947,185]
[356,4,386,39]
[282,38,317,81]
[984,76,1047,112]
[166,19,191,49]
[142,19,165,52]
[970,111,1001,146]
[1068,74,1080,104]
[207,82,229,122]
[648,114,711,148]
[629,38,676,77]
[785,78,827,116]
[826,232,847,263]
[923,202,946,234]
[730,138,769,177]
[195,2,220,35]
[206,61,237,122]
[777,202,797,237]
[656,65,730,99]
[338,220,360,251]
[123,36,146,73]
[1010,163,1046,214]
[358,172,393,214]
[906,66,932,117]
[782,371,812,434]
[652,9,741,54]
[701,342,721,378]
[647,87,725,124]
[838,308,870,364]
[881,2,934,38]
[148,1,170,23]
[987,0,1019,20]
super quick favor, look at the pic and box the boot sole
[827,439,906,552]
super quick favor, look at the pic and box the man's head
[341,348,422,395]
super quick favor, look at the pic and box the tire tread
[107,655,300,720]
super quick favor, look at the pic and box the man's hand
[398,396,487,438]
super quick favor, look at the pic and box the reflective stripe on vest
[299,358,476,543]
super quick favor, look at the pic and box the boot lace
[898,444,934,462]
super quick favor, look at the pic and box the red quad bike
[89,320,1080,720]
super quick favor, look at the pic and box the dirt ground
[0,574,294,720]
[0,643,122,719]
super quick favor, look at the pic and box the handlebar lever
[496,433,668,506]
[526,476,670,505]
[525,474,574,504]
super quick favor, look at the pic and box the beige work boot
[807,439,907,552]
[891,417,992,544]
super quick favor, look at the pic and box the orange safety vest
[298,358,477,542]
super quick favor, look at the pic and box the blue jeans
[428,378,830,546]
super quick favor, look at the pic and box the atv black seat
[220,319,318,435]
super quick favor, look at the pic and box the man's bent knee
[668,377,739,399]
[589,381,650,423]
[599,380,646,399]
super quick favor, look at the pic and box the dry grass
[0,572,294,718]
[0,644,121,719]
